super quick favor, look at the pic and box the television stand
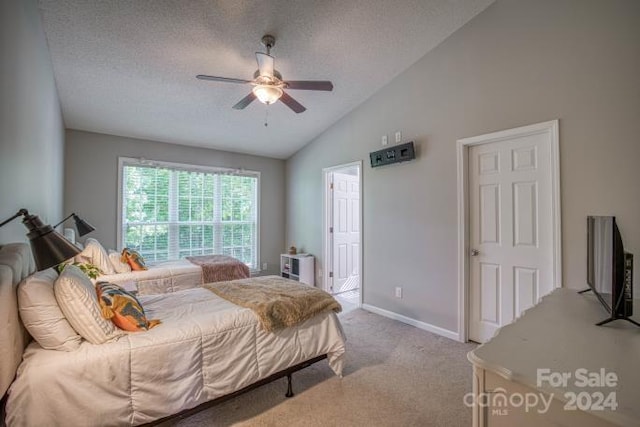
[577,288,640,327]
[596,316,640,327]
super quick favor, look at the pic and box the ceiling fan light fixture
[252,85,283,105]
[197,35,332,113]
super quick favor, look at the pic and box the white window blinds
[119,158,259,269]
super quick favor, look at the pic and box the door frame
[456,120,561,342]
[322,161,363,307]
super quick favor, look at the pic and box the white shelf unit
[280,254,314,286]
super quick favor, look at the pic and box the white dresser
[468,288,640,427]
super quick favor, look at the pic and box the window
[118,158,259,269]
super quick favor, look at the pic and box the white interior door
[469,130,556,343]
[331,172,360,293]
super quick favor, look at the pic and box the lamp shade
[252,85,283,105]
[53,212,95,237]
[22,213,80,270]
[73,214,95,237]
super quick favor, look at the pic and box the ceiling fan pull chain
[264,107,269,127]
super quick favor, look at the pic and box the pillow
[108,250,131,274]
[56,261,102,280]
[96,282,160,332]
[18,269,82,351]
[121,248,147,271]
[54,264,124,344]
[75,238,115,275]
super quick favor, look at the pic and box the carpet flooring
[163,309,477,427]
[334,289,360,314]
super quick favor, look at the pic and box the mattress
[98,258,203,295]
[6,287,346,426]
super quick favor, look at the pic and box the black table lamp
[53,212,95,237]
[0,209,81,271]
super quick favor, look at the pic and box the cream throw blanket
[204,276,342,332]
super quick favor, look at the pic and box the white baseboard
[362,303,460,341]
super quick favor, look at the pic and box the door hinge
[330,183,334,190]
[329,272,333,278]
[329,227,333,233]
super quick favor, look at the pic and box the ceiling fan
[196,35,333,114]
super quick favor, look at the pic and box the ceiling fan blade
[279,91,306,114]
[255,52,274,78]
[196,75,251,84]
[232,92,257,110]
[284,80,333,91]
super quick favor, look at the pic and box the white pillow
[108,250,131,274]
[54,264,124,344]
[75,238,115,275]
[18,269,82,351]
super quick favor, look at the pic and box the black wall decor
[369,141,416,168]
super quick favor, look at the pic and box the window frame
[117,157,261,272]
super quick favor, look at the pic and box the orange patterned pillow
[96,282,160,332]
[120,248,147,271]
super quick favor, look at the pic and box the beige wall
[286,0,640,333]
[0,0,65,244]
[64,130,286,274]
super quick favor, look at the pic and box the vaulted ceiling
[39,0,494,158]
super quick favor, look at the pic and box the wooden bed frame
[0,243,332,426]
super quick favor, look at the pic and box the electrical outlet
[318,269,323,278]
[395,287,402,298]
[262,262,268,270]
[395,131,402,143]
[381,135,388,146]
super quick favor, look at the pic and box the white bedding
[6,287,346,426]
[97,259,203,295]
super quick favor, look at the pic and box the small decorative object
[370,141,416,168]
[63,228,76,244]
[288,245,297,255]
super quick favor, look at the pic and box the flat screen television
[585,216,636,326]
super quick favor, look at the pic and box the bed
[0,243,346,426]
[77,238,251,295]
[97,258,205,295]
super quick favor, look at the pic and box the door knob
[471,249,480,256]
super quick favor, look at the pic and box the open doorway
[323,161,362,313]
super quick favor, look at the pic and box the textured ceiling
[39,0,494,159]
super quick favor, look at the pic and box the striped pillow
[18,269,82,351]
[54,264,125,344]
[75,238,115,275]
[96,282,160,332]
